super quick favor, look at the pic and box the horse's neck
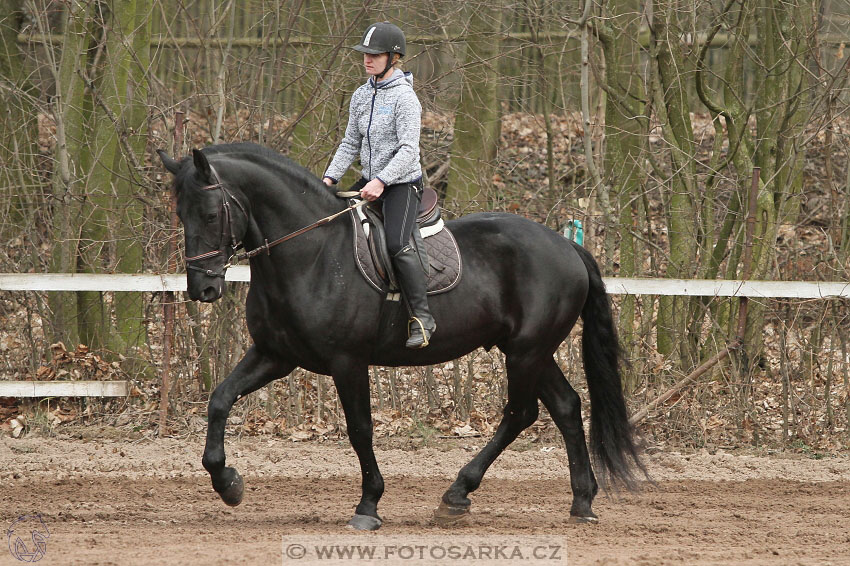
[246,191,345,248]
[231,164,347,271]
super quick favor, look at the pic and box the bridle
[183,164,248,279]
[183,164,368,278]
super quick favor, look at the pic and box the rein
[184,165,367,277]
[234,200,367,261]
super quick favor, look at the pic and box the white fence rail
[2,271,847,399]
[603,278,850,298]
[2,269,850,298]
[0,380,129,397]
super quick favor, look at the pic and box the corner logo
[7,515,49,562]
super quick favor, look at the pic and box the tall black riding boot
[392,245,436,349]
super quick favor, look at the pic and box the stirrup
[407,317,431,348]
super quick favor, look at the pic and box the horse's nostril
[200,286,219,302]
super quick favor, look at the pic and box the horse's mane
[201,142,338,205]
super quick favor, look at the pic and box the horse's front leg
[202,345,293,506]
[332,363,384,531]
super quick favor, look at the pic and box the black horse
[158,142,642,530]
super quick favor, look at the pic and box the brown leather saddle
[348,186,462,295]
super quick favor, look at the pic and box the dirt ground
[1,433,849,566]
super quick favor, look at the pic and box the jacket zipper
[366,81,377,180]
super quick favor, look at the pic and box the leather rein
[184,165,367,278]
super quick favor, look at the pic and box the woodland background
[1,0,850,452]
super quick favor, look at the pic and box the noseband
[184,164,247,278]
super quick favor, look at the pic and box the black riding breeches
[350,178,422,257]
[382,181,422,256]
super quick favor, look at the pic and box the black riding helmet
[354,22,406,56]
[353,22,406,80]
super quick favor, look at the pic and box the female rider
[322,22,435,349]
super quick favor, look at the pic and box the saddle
[347,186,462,295]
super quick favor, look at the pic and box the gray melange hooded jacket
[324,69,422,186]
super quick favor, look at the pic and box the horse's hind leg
[436,353,541,525]
[202,346,293,506]
[537,358,599,523]
[332,363,385,531]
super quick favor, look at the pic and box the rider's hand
[360,178,385,201]
[322,177,334,187]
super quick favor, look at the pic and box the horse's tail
[573,243,645,489]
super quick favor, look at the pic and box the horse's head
[158,148,248,302]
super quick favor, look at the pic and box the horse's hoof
[433,501,471,527]
[219,469,244,507]
[568,514,599,524]
[347,514,382,531]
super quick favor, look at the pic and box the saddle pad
[350,210,462,295]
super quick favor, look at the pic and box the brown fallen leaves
[34,342,121,382]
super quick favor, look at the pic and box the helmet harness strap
[375,53,395,81]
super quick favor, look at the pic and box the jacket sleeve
[375,91,421,186]
[323,91,363,182]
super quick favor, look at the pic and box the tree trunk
[598,0,644,392]
[0,0,39,230]
[523,0,558,218]
[77,0,139,350]
[651,1,698,365]
[446,4,503,214]
[47,1,92,349]
[289,0,342,176]
[740,0,812,363]
[112,0,153,376]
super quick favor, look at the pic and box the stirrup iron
[407,316,433,349]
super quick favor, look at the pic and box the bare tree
[446,3,502,213]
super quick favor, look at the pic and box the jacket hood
[369,69,413,90]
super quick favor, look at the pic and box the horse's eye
[206,213,218,224]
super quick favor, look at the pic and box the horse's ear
[157,149,181,175]
[192,148,212,182]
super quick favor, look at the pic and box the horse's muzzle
[187,275,224,302]
[197,284,222,302]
